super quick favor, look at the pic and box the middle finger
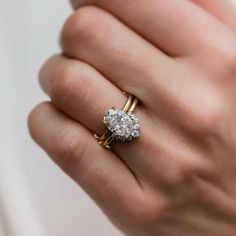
[61,6,224,137]
[61,6,178,116]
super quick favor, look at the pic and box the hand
[29,1,236,235]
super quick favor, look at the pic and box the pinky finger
[28,102,142,223]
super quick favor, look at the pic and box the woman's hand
[29,1,236,235]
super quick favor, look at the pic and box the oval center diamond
[104,109,140,141]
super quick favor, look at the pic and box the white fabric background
[0,1,121,236]
[0,1,236,236]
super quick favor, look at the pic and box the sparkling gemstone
[131,130,139,138]
[104,108,140,141]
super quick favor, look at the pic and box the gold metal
[122,95,133,113]
[101,135,115,149]
[94,93,139,149]
[128,97,138,113]
[94,130,110,143]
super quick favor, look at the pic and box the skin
[28,0,236,235]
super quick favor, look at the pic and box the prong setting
[103,108,140,141]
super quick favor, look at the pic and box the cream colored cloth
[0,1,121,235]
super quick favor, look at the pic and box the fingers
[28,102,143,220]
[60,6,178,113]
[38,55,164,184]
[39,54,126,134]
[60,6,226,136]
[69,0,234,56]
[192,0,236,31]
[39,55,212,190]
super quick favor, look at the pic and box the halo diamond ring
[94,93,140,149]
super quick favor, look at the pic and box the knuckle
[39,55,57,79]
[54,126,89,169]
[177,164,199,183]
[215,42,236,74]
[28,102,51,137]
[128,195,167,226]
[189,107,220,134]
[133,208,160,226]
[38,55,61,93]
[50,62,81,105]
[181,93,224,135]
[51,65,77,105]
[61,6,105,51]
[176,160,212,185]
[163,152,213,187]
[50,62,96,109]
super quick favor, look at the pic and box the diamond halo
[103,108,140,141]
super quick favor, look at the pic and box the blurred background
[1,1,236,236]
[0,1,121,235]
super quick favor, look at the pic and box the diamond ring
[94,94,140,149]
